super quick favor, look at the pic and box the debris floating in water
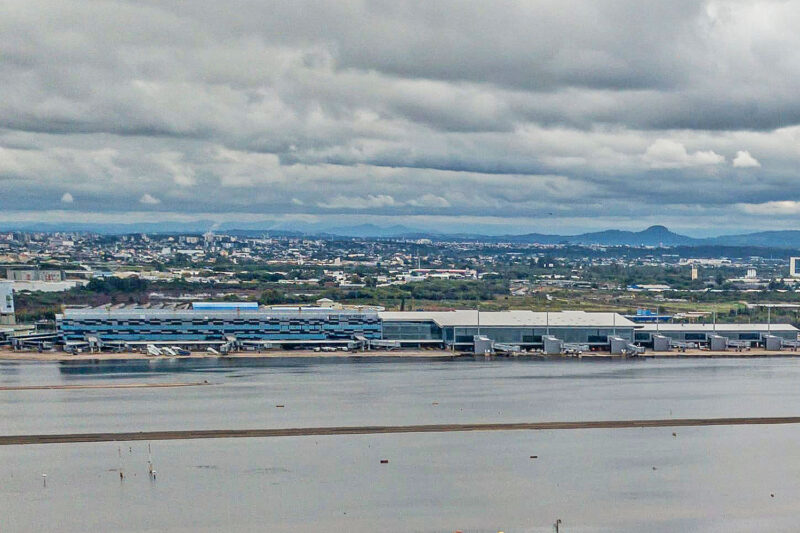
[380,459,389,464]
[530,455,538,459]
[275,405,285,408]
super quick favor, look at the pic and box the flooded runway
[4,357,800,532]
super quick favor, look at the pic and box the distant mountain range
[488,225,693,246]
[3,221,800,249]
[478,225,800,249]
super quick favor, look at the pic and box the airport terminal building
[53,302,800,353]
[56,304,637,352]
[379,310,635,349]
[57,302,382,349]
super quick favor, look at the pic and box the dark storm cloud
[2,0,800,232]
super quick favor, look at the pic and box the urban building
[791,257,800,277]
[0,281,14,325]
[6,268,64,281]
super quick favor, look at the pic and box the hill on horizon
[3,221,800,249]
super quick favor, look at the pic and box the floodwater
[3,357,800,532]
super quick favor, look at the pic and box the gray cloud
[2,1,800,233]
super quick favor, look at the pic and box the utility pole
[656,305,660,333]
[476,298,481,338]
[546,307,550,336]
[768,305,771,334]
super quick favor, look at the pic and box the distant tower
[790,257,800,278]
[0,281,14,325]
[691,265,698,281]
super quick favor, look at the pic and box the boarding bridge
[63,340,90,353]
[780,339,800,351]
[610,336,644,356]
[146,344,162,356]
[239,340,275,351]
[494,342,522,354]
[219,335,239,354]
[669,340,700,352]
[369,339,402,350]
[727,339,751,352]
[352,335,369,350]
[9,332,59,351]
[563,343,589,355]
[625,343,645,356]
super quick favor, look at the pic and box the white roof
[58,306,376,319]
[640,323,798,332]
[378,310,635,328]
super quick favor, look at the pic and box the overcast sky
[2,1,800,235]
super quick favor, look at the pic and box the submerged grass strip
[0,382,208,391]
[3,416,800,445]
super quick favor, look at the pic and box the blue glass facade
[57,309,382,342]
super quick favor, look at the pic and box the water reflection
[57,354,469,376]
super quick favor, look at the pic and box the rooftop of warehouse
[378,310,636,328]
[640,323,798,332]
